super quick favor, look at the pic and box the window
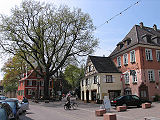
[32,81,36,86]
[120,44,124,49]
[41,81,44,86]
[156,50,160,61]
[117,56,121,67]
[132,71,137,83]
[123,53,128,65]
[124,73,129,84]
[127,39,131,45]
[106,75,112,83]
[88,65,92,72]
[27,89,32,95]
[85,79,88,86]
[93,76,97,84]
[130,50,135,63]
[148,70,155,82]
[27,80,32,86]
[49,81,52,87]
[82,80,84,86]
[145,49,153,61]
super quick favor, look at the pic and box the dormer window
[151,36,160,44]
[142,34,152,43]
[127,39,131,45]
[120,44,124,49]
[117,42,124,49]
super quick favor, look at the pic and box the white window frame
[148,70,155,82]
[117,56,121,67]
[41,81,44,86]
[123,53,128,65]
[27,89,32,95]
[106,75,113,83]
[124,72,129,84]
[156,50,160,61]
[130,50,136,63]
[132,71,137,83]
[145,49,153,61]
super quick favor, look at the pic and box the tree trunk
[44,75,50,100]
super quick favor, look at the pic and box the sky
[0,0,160,79]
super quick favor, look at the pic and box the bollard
[103,113,117,120]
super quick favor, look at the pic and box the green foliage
[1,55,31,92]
[64,64,84,90]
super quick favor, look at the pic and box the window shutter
[112,76,116,82]
[150,50,153,60]
[103,75,106,83]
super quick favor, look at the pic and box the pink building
[110,22,160,101]
[17,70,53,100]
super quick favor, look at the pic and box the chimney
[153,24,157,31]
[139,22,144,28]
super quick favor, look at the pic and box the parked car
[1,99,21,120]
[6,98,29,113]
[0,96,7,100]
[0,106,8,120]
[1,102,14,120]
[111,95,152,108]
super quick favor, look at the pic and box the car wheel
[137,105,141,108]
[122,103,128,108]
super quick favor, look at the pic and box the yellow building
[81,56,122,103]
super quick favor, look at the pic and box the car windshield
[5,102,16,108]
[114,96,123,100]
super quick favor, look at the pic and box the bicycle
[64,101,78,110]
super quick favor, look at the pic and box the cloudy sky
[0,0,159,79]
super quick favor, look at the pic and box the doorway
[86,90,89,103]
[139,83,149,100]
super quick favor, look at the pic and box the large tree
[0,0,98,99]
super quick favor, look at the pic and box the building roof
[89,56,121,73]
[109,23,160,57]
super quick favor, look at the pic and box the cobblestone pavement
[19,99,160,120]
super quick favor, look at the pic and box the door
[91,90,97,101]
[139,83,149,100]
[82,91,84,101]
[86,90,89,103]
